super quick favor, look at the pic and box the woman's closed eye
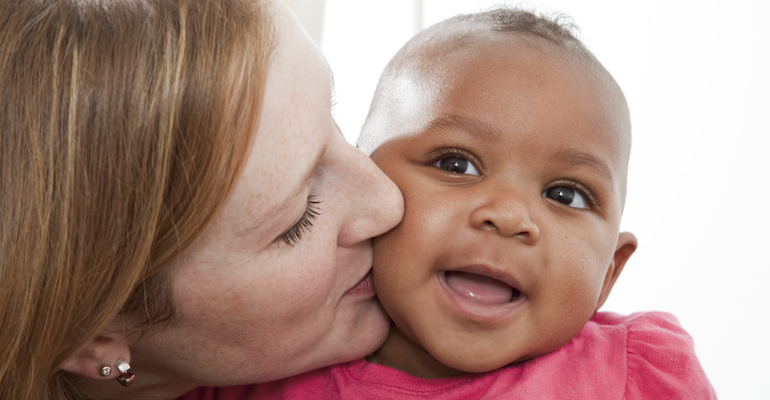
[280,194,321,245]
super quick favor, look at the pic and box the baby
[185,7,715,399]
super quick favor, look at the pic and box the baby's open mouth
[444,271,522,304]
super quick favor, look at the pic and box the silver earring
[99,365,111,376]
[115,358,135,387]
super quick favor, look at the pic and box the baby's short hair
[372,7,608,103]
[462,8,584,47]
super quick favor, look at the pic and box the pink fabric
[181,312,716,399]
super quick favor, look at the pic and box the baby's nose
[468,187,540,244]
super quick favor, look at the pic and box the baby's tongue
[445,271,513,304]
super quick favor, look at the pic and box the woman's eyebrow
[281,143,327,213]
[236,144,327,238]
[321,54,337,101]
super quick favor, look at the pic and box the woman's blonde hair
[0,0,274,398]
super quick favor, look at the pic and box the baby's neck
[367,326,466,379]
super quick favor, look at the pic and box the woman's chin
[333,298,391,364]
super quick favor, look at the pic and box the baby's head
[360,8,638,378]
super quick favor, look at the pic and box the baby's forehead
[402,35,623,122]
[413,32,592,83]
[367,35,630,156]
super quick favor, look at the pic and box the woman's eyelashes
[542,181,597,210]
[429,148,481,176]
[280,194,321,246]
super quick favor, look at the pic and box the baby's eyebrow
[425,114,614,186]
[427,114,501,141]
[550,147,614,186]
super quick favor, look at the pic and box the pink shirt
[182,312,715,399]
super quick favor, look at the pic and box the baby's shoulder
[582,311,716,399]
[586,311,687,341]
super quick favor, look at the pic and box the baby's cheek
[371,229,412,290]
[562,236,610,296]
[538,249,605,336]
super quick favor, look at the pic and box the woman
[0,0,403,399]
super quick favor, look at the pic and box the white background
[297,1,770,398]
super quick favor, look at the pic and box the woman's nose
[468,186,540,244]
[336,138,404,247]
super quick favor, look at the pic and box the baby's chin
[437,353,530,375]
[431,342,565,375]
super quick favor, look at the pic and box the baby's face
[368,39,636,378]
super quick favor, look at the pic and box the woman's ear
[59,332,132,380]
[595,231,638,312]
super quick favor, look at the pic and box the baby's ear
[595,231,638,312]
[59,330,132,381]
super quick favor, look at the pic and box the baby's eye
[543,186,588,209]
[434,156,480,176]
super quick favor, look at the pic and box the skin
[64,3,404,399]
[364,36,637,379]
